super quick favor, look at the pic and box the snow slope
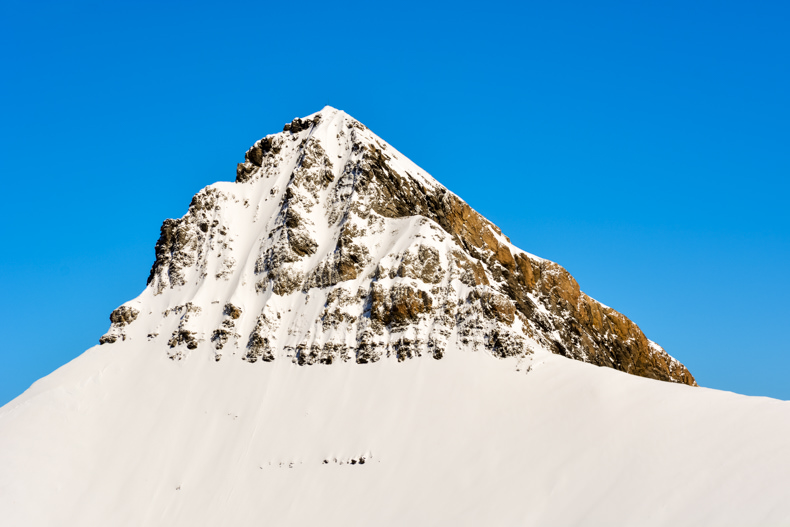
[1,342,788,526]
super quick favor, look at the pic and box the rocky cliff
[102,106,695,386]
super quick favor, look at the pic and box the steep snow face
[101,106,694,384]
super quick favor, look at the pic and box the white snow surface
[2,107,788,525]
[1,343,789,526]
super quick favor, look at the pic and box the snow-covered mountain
[103,106,692,383]
[2,107,789,526]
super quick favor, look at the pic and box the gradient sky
[1,0,788,405]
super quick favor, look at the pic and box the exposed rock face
[109,306,139,326]
[127,106,695,385]
[99,305,140,344]
[146,187,237,295]
[164,303,202,360]
[245,308,278,363]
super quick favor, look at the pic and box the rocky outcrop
[147,188,234,295]
[110,306,139,326]
[245,309,279,363]
[99,305,140,344]
[210,303,243,359]
[165,303,202,360]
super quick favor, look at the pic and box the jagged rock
[147,188,231,294]
[168,329,198,350]
[109,306,139,326]
[99,305,140,343]
[224,303,242,319]
[283,116,318,134]
[99,335,118,345]
[245,311,278,362]
[395,244,442,284]
[355,336,383,364]
[211,328,232,350]
[370,283,433,330]
[210,303,242,351]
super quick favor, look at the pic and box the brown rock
[346,140,696,385]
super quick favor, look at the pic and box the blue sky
[1,0,788,404]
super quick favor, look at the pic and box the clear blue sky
[1,0,788,405]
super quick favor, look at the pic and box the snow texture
[1,343,789,526]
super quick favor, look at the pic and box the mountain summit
[103,106,694,384]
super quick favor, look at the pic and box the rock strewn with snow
[109,106,695,386]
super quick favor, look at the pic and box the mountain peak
[102,109,695,384]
